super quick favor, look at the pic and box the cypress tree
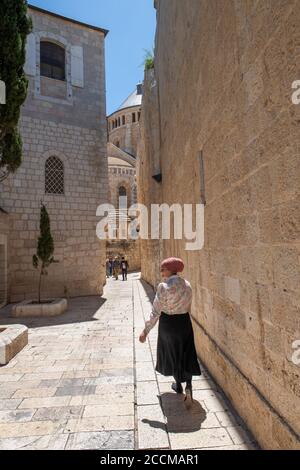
[0,0,32,181]
[33,204,55,304]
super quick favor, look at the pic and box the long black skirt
[155,312,201,383]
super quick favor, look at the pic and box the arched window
[118,186,128,209]
[122,115,125,125]
[114,140,120,148]
[40,41,66,81]
[119,186,127,197]
[132,113,136,123]
[45,156,64,195]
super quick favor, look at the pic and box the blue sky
[28,0,156,115]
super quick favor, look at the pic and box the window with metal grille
[40,41,66,81]
[45,157,64,195]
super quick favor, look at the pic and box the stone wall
[0,8,108,302]
[139,0,300,449]
[0,211,9,308]
[0,211,9,239]
[137,69,163,288]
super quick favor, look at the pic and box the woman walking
[139,257,201,406]
[121,257,129,281]
[113,257,120,280]
[106,258,112,278]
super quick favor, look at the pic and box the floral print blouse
[144,275,193,335]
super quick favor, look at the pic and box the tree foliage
[143,49,155,71]
[33,204,55,303]
[0,0,32,181]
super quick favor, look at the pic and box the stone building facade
[0,210,9,308]
[106,86,142,271]
[108,84,142,157]
[0,5,108,303]
[138,0,300,449]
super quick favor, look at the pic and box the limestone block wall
[0,8,108,302]
[0,211,9,308]
[140,0,300,449]
[137,69,163,289]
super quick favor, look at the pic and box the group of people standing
[106,256,129,281]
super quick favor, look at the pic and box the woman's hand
[139,330,147,343]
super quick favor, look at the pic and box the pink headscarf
[161,257,184,274]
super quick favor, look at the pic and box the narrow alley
[0,274,257,450]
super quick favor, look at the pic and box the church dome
[117,84,143,111]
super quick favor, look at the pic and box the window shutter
[24,33,36,76]
[71,45,84,88]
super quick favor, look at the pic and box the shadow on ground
[142,392,207,434]
[0,296,107,329]
[139,278,155,302]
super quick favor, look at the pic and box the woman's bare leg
[184,375,193,406]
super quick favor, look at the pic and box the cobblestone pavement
[0,274,258,450]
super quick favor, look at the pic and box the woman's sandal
[171,382,183,394]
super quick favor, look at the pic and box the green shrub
[33,204,56,303]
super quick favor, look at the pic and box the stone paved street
[0,274,257,450]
